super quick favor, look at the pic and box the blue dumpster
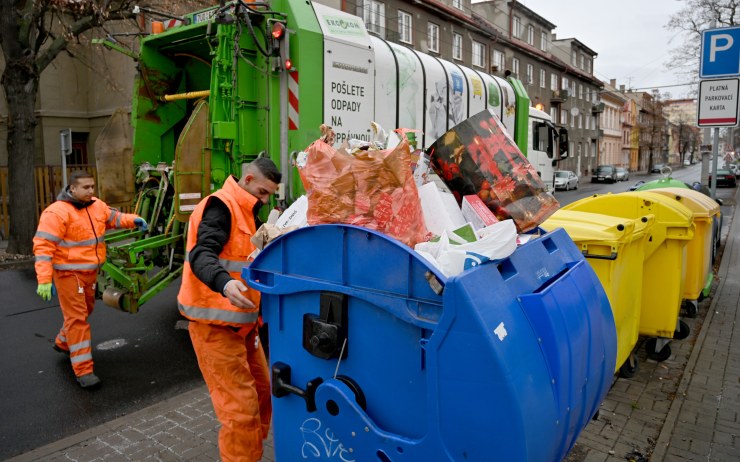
[245,224,616,461]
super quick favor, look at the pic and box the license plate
[597,176,604,180]
[193,9,215,24]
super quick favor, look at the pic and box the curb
[649,185,739,461]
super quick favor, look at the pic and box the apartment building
[599,80,627,167]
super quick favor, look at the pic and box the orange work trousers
[189,322,272,462]
[53,270,98,377]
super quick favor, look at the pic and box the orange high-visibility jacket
[33,189,139,284]
[178,176,261,327]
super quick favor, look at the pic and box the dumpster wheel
[673,320,690,340]
[645,338,671,362]
[619,353,639,378]
[682,299,699,318]
[335,375,367,411]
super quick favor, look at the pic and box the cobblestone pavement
[6,187,739,462]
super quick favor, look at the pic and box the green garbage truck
[95,0,569,312]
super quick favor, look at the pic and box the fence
[0,165,98,239]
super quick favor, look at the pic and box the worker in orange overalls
[178,158,280,462]
[33,170,146,388]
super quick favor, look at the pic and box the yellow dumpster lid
[562,191,694,228]
[541,210,645,244]
[647,187,721,218]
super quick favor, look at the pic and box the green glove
[37,283,53,301]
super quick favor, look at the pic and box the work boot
[76,373,101,389]
[53,344,69,355]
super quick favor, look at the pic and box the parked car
[708,169,738,188]
[591,165,617,183]
[650,163,667,174]
[554,170,579,190]
[727,163,739,179]
[615,167,629,181]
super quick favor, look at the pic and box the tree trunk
[3,65,39,256]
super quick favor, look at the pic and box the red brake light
[284,58,293,70]
[272,22,285,39]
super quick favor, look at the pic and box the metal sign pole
[59,129,72,187]
[711,127,719,198]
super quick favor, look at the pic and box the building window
[363,1,385,36]
[453,32,463,60]
[492,49,504,71]
[578,114,582,129]
[540,31,549,51]
[513,16,522,38]
[539,69,546,88]
[577,143,582,156]
[561,109,568,126]
[427,22,439,53]
[472,40,486,68]
[586,58,592,73]
[551,74,558,91]
[580,54,585,70]
[570,81,576,97]
[512,57,520,76]
[571,50,577,66]
[453,0,462,9]
[398,10,412,44]
[550,107,558,123]
[579,84,583,100]
[527,25,534,45]
[585,87,590,102]
[562,77,569,91]
[526,64,533,84]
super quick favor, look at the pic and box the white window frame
[551,74,558,91]
[363,1,385,36]
[398,10,412,44]
[526,63,533,84]
[527,25,534,45]
[562,77,569,91]
[570,81,576,97]
[427,22,439,53]
[512,57,520,76]
[492,49,504,71]
[453,0,463,9]
[539,69,546,88]
[472,40,486,68]
[571,50,577,66]
[452,32,463,61]
[561,109,568,126]
[540,31,548,51]
[550,107,558,123]
[580,54,585,70]
[586,58,592,73]
[513,16,522,38]
[579,84,583,100]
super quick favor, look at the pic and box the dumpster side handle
[271,362,324,412]
[582,251,618,260]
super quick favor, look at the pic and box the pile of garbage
[254,109,559,277]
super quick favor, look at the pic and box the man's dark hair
[69,170,94,185]
[252,157,282,183]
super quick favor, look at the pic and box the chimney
[610,79,617,87]
[620,85,625,93]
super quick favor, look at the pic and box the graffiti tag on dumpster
[300,418,356,461]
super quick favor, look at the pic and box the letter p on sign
[701,26,740,78]
[711,34,734,62]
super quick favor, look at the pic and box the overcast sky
[517,0,695,98]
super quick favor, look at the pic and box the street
[0,269,202,460]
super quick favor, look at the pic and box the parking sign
[701,26,740,78]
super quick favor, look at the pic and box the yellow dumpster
[562,191,695,361]
[648,188,721,317]
[541,210,654,378]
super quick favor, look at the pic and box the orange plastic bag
[299,129,429,247]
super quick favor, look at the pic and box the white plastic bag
[414,219,517,277]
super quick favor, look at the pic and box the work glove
[133,217,148,232]
[37,283,53,302]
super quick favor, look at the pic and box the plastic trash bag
[428,109,559,232]
[299,128,429,247]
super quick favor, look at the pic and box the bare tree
[0,1,212,255]
[666,0,740,85]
